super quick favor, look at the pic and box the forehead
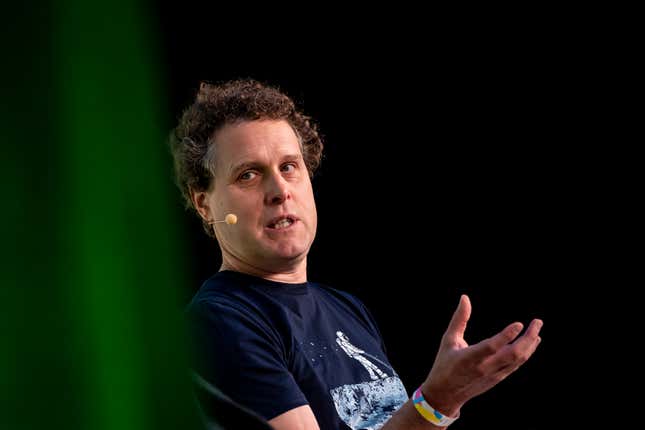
[213,119,301,167]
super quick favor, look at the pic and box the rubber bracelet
[412,387,459,427]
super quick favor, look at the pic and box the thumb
[444,294,471,342]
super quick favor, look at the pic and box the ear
[190,188,212,223]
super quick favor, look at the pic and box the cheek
[208,188,227,215]
[310,206,318,232]
[302,189,317,225]
[216,190,245,218]
[232,200,263,233]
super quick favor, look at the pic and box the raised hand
[420,295,543,417]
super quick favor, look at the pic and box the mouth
[266,215,298,230]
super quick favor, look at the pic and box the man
[170,79,543,429]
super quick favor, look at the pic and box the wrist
[419,383,462,418]
[412,386,460,427]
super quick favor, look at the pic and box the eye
[238,170,257,181]
[281,163,297,173]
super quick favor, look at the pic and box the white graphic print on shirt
[330,331,407,430]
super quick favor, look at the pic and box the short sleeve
[187,299,308,420]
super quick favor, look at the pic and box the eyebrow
[229,153,303,178]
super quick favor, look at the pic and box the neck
[220,257,308,284]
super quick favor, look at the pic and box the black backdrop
[152,9,594,429]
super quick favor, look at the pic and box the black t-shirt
[186,270,407,430]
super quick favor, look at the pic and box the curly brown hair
[169,79,324,237]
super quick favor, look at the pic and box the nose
[264,172,291,205]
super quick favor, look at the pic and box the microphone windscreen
[225,214,238,225]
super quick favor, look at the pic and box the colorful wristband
[412,387,459,427]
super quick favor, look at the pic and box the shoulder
[185,272,300,351]
[185,273,273,338]
[186,271,269,317]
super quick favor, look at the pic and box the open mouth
[267,216,296,230]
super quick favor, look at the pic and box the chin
[271,243,309,261]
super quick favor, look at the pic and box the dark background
[152,8,605,429]
[4,3,631,429]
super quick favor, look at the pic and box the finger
[444,295,471,342]
[484,321,543,370]
[524,319,543,339]
[510,319,543,355]
[511,319,543,350]
[489,335,542,382]
[467,321,524,361]
[489,336,542,387]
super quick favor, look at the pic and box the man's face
[205,119,317,272]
